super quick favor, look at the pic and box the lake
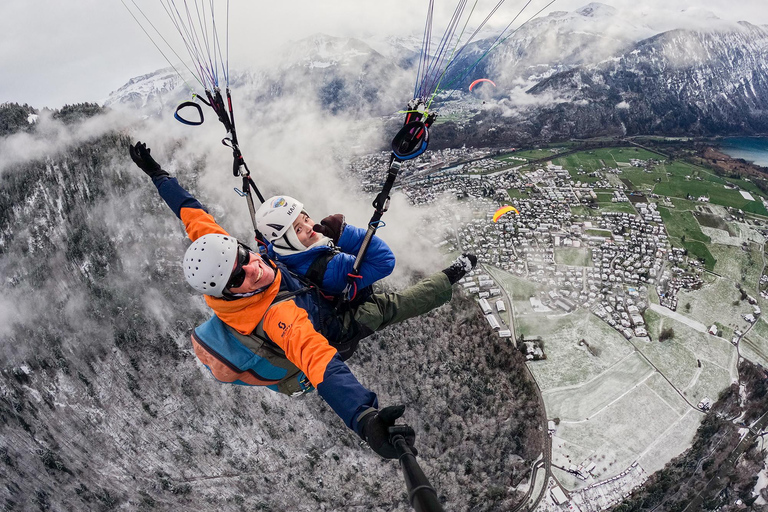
[719,137,768,167]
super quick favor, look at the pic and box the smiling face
[292,212,317,248]
[226,250,276,294]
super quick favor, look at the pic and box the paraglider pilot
[128,141,477,460]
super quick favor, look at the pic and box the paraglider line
[424,0,483,111]
[121,0,202,91]
[440,0,557,101]
[161,0,213,87]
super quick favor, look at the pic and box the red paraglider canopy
[469,78,497,91]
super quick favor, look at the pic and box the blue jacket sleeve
[323,224,396,294]
[316,355,379,436]
[152,176,206,219]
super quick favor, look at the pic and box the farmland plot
[709,243,763,285]
[552,384,686,483]
[635,316,737,401]
[523,312,634,390]
[741,316,768,366]
[637,409,703,474]
[644,372,690,416]
[676,277,756,332]
[543,352,653,420]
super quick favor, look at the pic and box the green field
[500,148,562,161]
[657,206,716,269]
[553,147,661,172]
[595,202,637,214]
[621,168,669,189]
[554,247,593,267]
[506,188,531,199]
[682,241,717,270]
[570,206,592,217]
[596,192,614,202]
[654,178,768,215]
[657,207,711,243]
[569,171,602,184]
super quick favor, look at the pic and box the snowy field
[635,310,738,399]
[502,267,740,495]
[675,277,756,335]
[481,241,758,498]
[709,242,764,285]
[520,312,634,390]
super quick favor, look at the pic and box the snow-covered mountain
[523,21,768,139]
[104,3,768,145]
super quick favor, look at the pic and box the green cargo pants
[331,271,453,360]
[353,271,453,332]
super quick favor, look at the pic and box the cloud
[0,109,133,176]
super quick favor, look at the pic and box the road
[648,303,708,333]
[452,224,551,511]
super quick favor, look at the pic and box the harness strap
[222,286,314,394]
[305,250,338,288]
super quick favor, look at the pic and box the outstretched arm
[129,141,227,241]
[263,301,377,436]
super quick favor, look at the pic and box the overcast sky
[1,0,766,109]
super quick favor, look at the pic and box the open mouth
[255,265,263,283]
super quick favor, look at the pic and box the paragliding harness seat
[190,269,373,397]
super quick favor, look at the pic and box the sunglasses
[226,245,252,290]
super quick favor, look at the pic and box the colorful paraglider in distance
[493,205,519,222]
[469,78,497,92]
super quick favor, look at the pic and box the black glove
[129,141,169,179]
[359,405,417,459]
[313,213,346,245]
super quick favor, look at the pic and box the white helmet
[183,233,239,297]
[255,195,305,252]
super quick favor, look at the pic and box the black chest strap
[305,250,337,288]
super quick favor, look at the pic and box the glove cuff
[356,407,377,439]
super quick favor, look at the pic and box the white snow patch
[27,114,38,124]
[615,101,630,109]
[740,190,755,201]
[756,460,768,505]
[22,385,43,403]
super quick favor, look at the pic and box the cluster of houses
[457,271,513,338]
[348,146,487,197]
[569,461,646,512]
[656,260,704,311]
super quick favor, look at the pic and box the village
[349,147,711,348]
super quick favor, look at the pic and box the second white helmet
[183,233,239,297]
[255,195,305,251]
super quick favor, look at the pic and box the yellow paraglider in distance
[493,205,519,222]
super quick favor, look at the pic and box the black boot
[442,253,478,285]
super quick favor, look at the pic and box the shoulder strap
[305,249,338,288]
[222,287,313,371]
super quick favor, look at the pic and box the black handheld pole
[390,428,444,512]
